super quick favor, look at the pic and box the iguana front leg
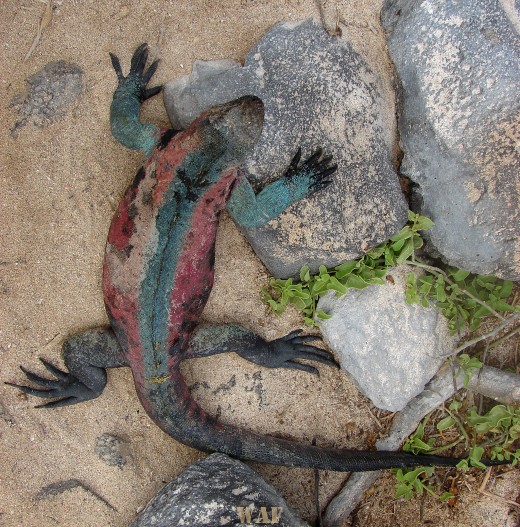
[227,148,337,228]
[109,43,164,153]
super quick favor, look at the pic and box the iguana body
[9,44,471,471]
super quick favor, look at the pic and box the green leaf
[391,238,406,252]
[437,416,456,431]
[405,272,419,304]
[390,225,413,242]
[365,245,385,258]
[316,309,332,320]
[449,400,463,412]
[412,234,424,249]
[384,247,396,266]
[415,216,434,231]
[407,210,418,222]
[469,446,486,468]
[435,282,447,302]
[450,269,470,282]
[344,274,369,289]
[396,238,415,264]
[300,265,310,283]
[497,280,513,298]
[328,276,348,295]
[439,492,455,502]
[335,260,359,277]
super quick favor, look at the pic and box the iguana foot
[284,147,337,199]
[110,43,162,102]
[240,329,339,376]
[6,328,125,408]
[6,358,102,408]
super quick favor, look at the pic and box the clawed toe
[130,43,149,75]
[271,330,339,376]
[5,381,58,399]
[6,358,95,408]
[19,366,62,389]
[109,43,162,102]
[282,360,320,377]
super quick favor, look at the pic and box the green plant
[262,211,518,332]
[396,402,520,501]
[261,211,520,504]
[395,467,455,502]
[455,354,483,388]
[406,266,516,335]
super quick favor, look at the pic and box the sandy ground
[1,1,518,526]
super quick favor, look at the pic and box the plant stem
[439,312,520,357]
[409,259,506,321]
[430,437,464,454]
[444,406,470,448]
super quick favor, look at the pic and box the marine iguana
[8,44,494,471]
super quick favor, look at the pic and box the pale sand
[1,1,517,525]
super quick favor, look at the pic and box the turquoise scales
[7,44,502,471]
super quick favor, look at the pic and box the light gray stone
[95,433,128,469]
[11,60,83,135]
[382,0,520,279]
[316,266,456,411]
[129,453,308,527]
[164,19,407,278]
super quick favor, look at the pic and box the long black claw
[317,166,337,178]
[282,329,303,341]
[310,180,333,192]
[284,360,320,377]
[143,59,159,84]
[318,154,334,166]
[20,367,61,388]
[142,85,163,101]
[289,334,321,345]
[109,53,124,81]
[36,397,77,409]
[287,148,302,175]
[304,148,323,168]
[5,382,55,398]
[130,43,148,74]
[40,358,68,381]
[298,349,339,368]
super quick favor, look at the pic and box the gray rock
[11,61,83,135]
[95,433,128,469]
[316,266,456,411]
[381,0,520,280]
[129,453,308,527]
[164,19,407,278]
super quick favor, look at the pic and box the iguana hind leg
[6,328,127,408]
[183,324,338,376]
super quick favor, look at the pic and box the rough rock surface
[164,19,407,278]
[382,0,520,280]
[95,433,129,469]
[11,60,83,135]
[316,266,456,411]
[129,453,308,527]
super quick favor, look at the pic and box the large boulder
[164,19,407,278]
[129,453,308,527]
[382,0,520,279]
[316,266,456,412]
